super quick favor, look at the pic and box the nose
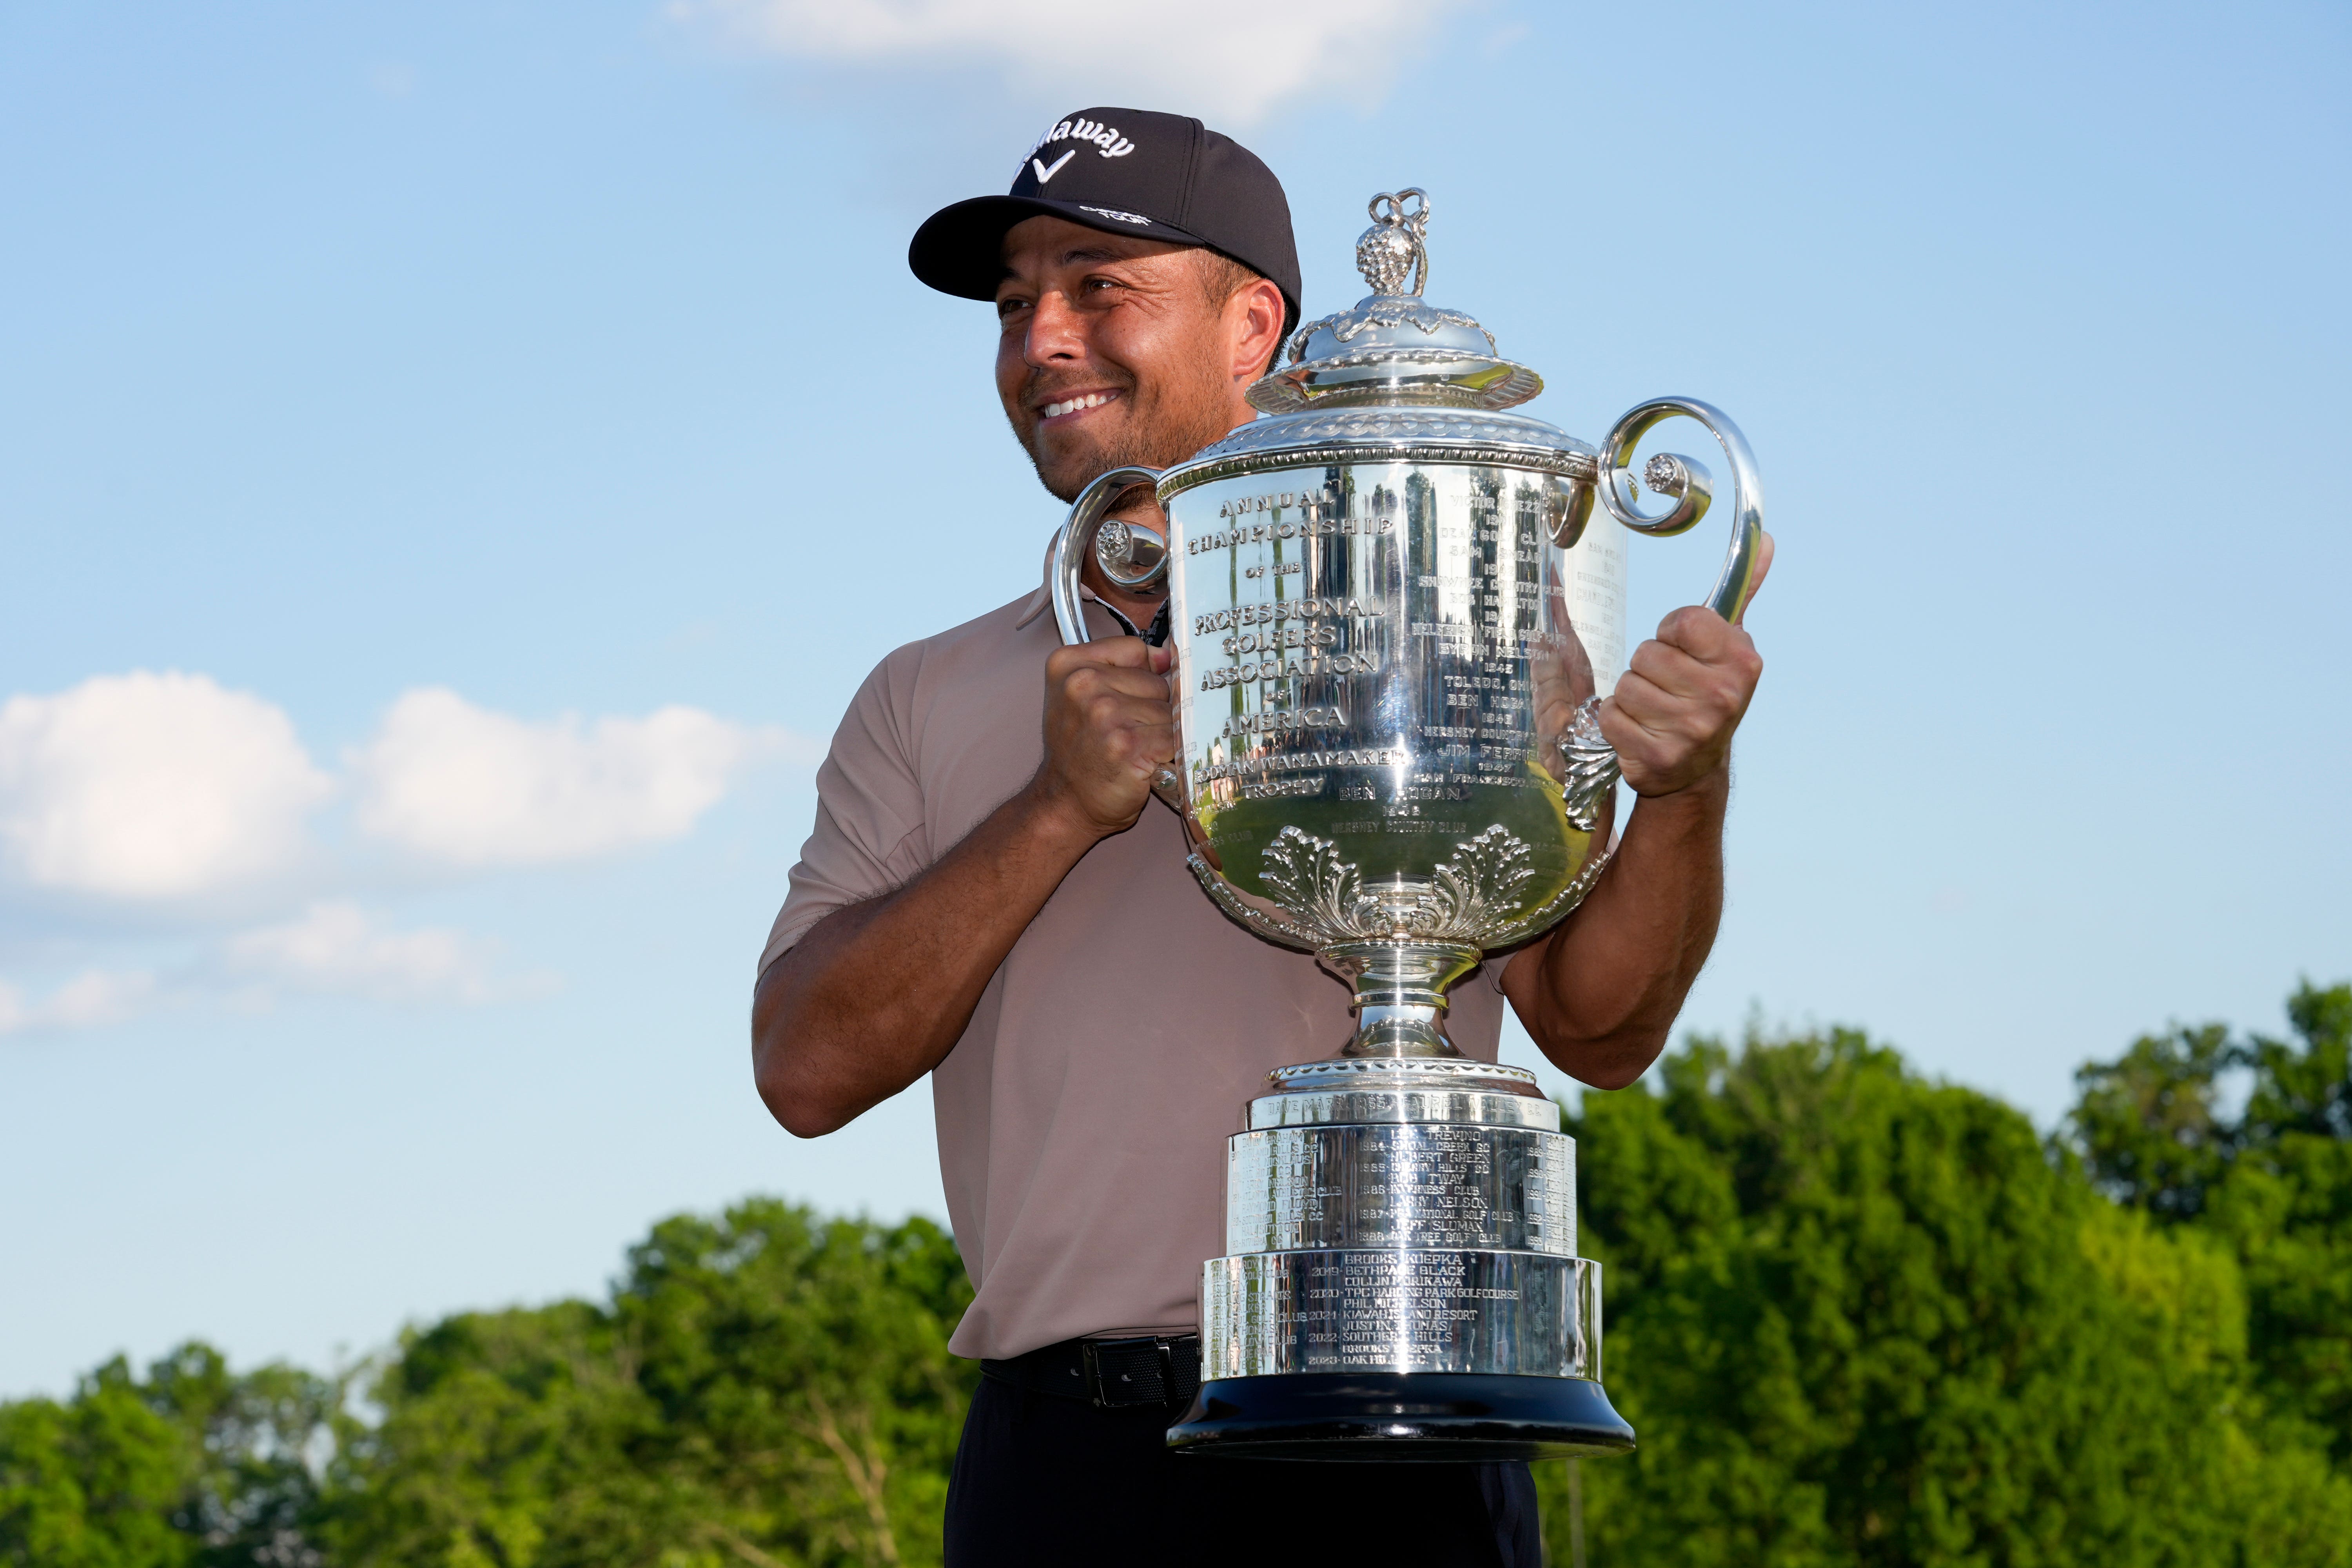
[1024,288,1087,370]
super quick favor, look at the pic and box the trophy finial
[1255,184,1539,412]
[1356,188,1430,297]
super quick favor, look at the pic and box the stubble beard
[1019,359,1238,503]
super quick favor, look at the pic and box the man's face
[994,216,1256,503]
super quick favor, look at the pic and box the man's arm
[753,636,1176,1138]
[1501,538,1773,1089]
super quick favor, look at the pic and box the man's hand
[1599,532,1773,798]
[1031,637,1178,838]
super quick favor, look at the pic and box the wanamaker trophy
[1049,189,1764,1459]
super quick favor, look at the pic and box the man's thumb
[1733,530,1776,627]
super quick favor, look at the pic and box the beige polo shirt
[759,581,1510,1362]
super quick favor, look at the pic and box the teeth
[1044,393,1111,418]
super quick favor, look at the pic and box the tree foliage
[6,989,2350,1567]
[2,1206,970,1568]
[2070,980,2352,1465]
[0,1343,337,1568]
[328,1201,975,1568]
[1541,1022,2352,1567]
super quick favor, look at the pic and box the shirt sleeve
[756,645,933,982]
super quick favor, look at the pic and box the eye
[995,295,1031,321]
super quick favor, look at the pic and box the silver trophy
[1051,189,1763,1459]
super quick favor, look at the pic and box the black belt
[982,1334,1201,1410]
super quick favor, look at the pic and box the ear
[1227,276,1288,383]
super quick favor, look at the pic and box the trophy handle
[1049,465,1167,646]
[1592,396,1765,624]
[1047,463,1183,806]
[1556,398,1765,821]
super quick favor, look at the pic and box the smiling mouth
[1039,390,1117,421]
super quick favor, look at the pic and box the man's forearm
[753,787,1101,1137]
[755,630,1179,1137]
[1501,769,1728,1089]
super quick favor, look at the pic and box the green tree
[2221,983,2352,1459]
[148,1343,340,1566]
[328,1201,975,1568]
[2076,981,2352,1465]
[0,1345,336,1568]
[1544,1025,2352,1568]
[2238,982,2352,1145]
[0,1360,194,1568]
[324,1298,643,1568]
[13,991,2348,1566]
[2066,1023,2232,1219]
[610,1200,973,1567]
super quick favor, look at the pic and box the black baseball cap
[909,107,1301,336]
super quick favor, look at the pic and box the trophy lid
[1159,185,1590,494]
[1245,188,1542,416]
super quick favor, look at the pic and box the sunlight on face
[992,216,1262,502]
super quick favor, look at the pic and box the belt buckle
[1081,1336,1169,1409]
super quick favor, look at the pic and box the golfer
[753,106,1769,1567]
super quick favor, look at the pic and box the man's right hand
[1031,637,1178,840]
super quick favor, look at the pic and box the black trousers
[944,1373,1542,1566]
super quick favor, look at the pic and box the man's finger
[1594,696,1676,779]
[1624,637,1717,701]
[1107,700,1182,734]
[1046,635,1156,675]
[1601,675,1684,742]
[1066,665,1181,704]
[1076,693,1182,743]
[1107,719,1180,776]
[1104,710,1178,746]
[1651,604,1740,656]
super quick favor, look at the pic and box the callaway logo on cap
[909,107,1302,336]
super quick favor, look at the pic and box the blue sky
[2,0,2345,1397]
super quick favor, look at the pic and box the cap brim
[909,194,1217,302]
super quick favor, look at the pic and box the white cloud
[0,672,332,900]
[0,674,796,893]
[224,901,520,1005]
[670,0,1468,124]
[0,906,532,1029]
[351,688,785,867]
[0,969,158,1035]
[0,675,796,1033]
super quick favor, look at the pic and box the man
[753,108,1770,1566]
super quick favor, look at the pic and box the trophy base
[1165,1372,1635,1462]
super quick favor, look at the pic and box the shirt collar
[1014,581,1155,638]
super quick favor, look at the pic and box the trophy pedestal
[1169,1054,1636,1461]
[1169,1372,1634,1462]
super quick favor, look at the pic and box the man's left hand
[1599,532,1773,798]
